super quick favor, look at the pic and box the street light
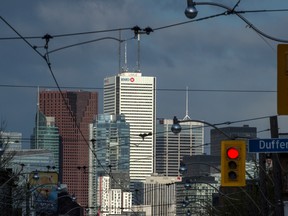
[171,116,232,139]
[185,0,198,19]
[183,0,288,43]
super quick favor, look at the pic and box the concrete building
[103,72,156,189]
[139,175,182,216]
[156,118,204,176]
[38,90,98,207]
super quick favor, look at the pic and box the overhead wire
[0,15,136,212]
[0,83,277,93]
[0,27,132,40]
[1,2,287,211]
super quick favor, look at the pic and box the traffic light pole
[270,116,284,216]
[259,152,268,216]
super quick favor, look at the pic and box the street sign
[249,139,288,153]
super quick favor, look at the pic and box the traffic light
[221,140,246,187]
[277,44,288,115]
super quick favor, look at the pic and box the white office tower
[156,118,204,176]
[104,72,156,188]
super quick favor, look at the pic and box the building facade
[156,118,204,176]
[97,175,132,216]
[89,114,130,214]
[10,149,55,173]
[210,125,257,159]
[176,176,218,215]
[141,175,181,216]
[103,72,156,187]
[31,112,60,173]
[0,131,22,151]
[39,90,98,207]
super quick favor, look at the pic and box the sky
[1,0,288,150]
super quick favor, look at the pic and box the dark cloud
[1,0,288,149]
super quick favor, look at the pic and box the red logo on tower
[130,77,135,82]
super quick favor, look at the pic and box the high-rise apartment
[156,118,204,176]
[103,72,156,186]
[38,90,98,207]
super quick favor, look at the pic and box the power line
[0,16,131,204]
[0,84,276,93]
[0,27,132,40]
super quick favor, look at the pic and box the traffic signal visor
[221,140,246,187]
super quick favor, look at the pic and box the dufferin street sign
[248,139,288,153]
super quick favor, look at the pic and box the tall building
[156,118,204,176]
[31,112,60,173]
[103,72,156,187]
[89,114,130,214]
[92,114,130,174]
[38,90,98,207]
[210,125,257,159]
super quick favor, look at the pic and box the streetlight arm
[190,1,288,43]
[172,116,232,139]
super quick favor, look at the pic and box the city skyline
[1,0,288,147]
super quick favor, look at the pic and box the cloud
[1,0,288,147]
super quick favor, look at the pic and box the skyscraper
[31,112,60,173]
[93,114,130,174]
[38,90,98,207]
[156,118,204,176]
[103,72,156,187]
[89,114,130,214]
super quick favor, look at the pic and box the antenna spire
[118,30,121,73]
[122,41,128,72]
[137,33,140,72]
[183,86,191,120]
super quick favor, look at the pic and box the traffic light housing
[221,140,246,187]
[277,44,288,115]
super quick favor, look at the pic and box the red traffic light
[227,147,239,159]
[221,140,246,187]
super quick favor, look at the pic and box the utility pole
[270,116,284,216]
[259,152,268,216]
